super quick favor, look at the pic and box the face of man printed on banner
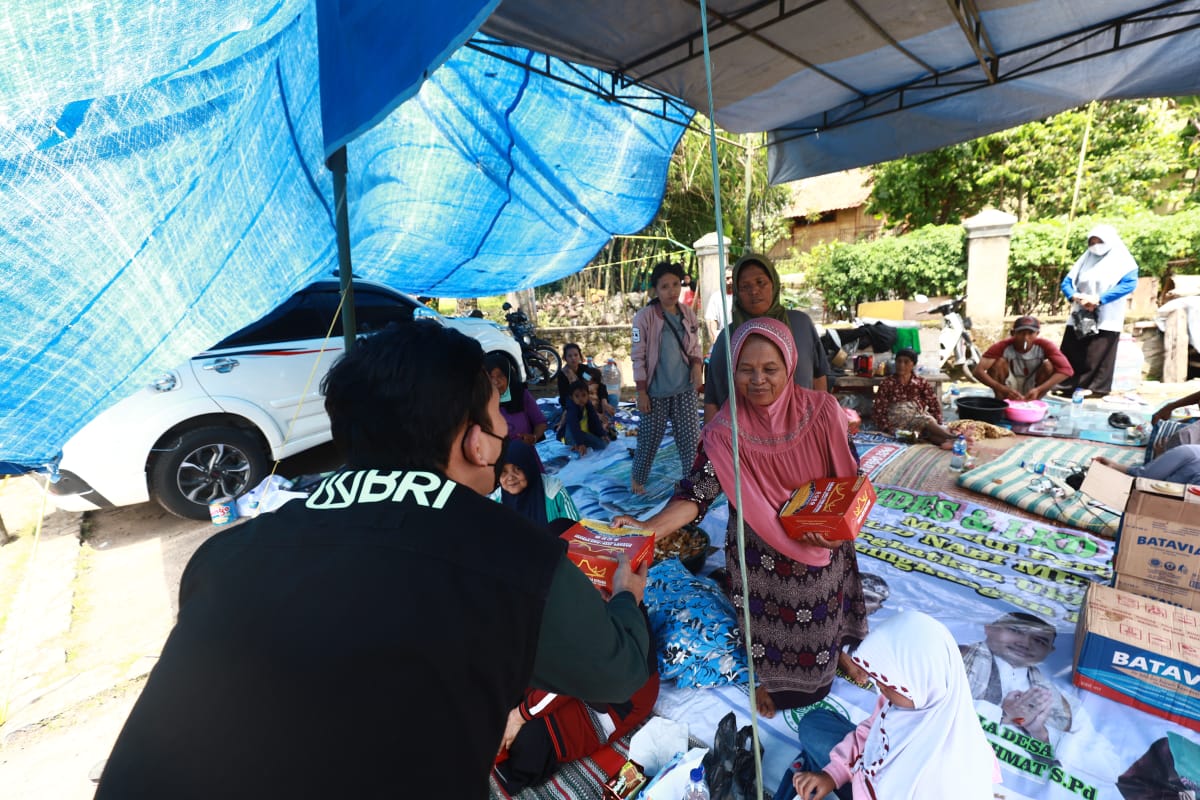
[985,618,1056,668]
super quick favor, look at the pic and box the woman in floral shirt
[872,348,956,448]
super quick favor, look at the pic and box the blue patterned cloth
[644,559,748,689]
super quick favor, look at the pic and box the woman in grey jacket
[629,261,703,494]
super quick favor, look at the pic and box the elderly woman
[497,441,580,527]
[615,318,867,717]
[703,253,829,424]
[871,348,956,448]
[1059,224,1140,396]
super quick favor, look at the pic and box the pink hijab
[703,318,859,566]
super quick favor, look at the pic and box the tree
[868,99,1193,226]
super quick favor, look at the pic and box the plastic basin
[956,396,1008,424]
[1005,399,1048,423]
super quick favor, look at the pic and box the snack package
[779,475,876,542]
[560,519,655,591]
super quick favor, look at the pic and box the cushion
[644,559,748,689]
[956,438,1141,538]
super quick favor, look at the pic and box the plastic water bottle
[1022,460,1072,480]
[602,358,622,407]
[944,385,960,411]
[949,435,967,472]
[682,766,710,800]
[1070,388,1085,425]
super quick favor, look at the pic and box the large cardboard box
[1073,583,1200,732]
[560,519,654,592]
[779,475,876,542]
[1114,477,1200,591]
[1114,572,1200,612]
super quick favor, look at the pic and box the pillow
[644,559,748,689]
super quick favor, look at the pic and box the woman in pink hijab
[614,318,868,717]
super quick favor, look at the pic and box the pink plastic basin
[1005,399,1048,423]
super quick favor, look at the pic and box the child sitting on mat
[778,611,999,800]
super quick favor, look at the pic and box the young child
[562,380,610,456]
[587,374,619,440]
[781,611,998,800]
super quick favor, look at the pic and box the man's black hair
[321,322,493,471]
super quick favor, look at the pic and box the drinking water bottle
[682,766,710,800]
[1070,388,1085,424]
[602,358,622,408]
[949,435,967,472]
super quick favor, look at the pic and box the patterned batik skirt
[724,519,869,710]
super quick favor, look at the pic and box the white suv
[49,280,523,519]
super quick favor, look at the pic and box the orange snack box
[779,475,876,542]
[560,519,655,591]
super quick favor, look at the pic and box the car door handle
[202,358,240,374]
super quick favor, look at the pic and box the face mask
[489,435,509,491]
[461,426,509,492]
[499,387,512,404]
[1089,242,1110,257]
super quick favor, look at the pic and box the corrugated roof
[781,169,873,218]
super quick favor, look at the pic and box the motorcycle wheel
[525,345,560,385]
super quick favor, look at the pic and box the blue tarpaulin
[0,2,689,472]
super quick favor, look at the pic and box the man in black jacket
[97,322,651,799]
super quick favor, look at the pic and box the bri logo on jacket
[305,470,456,510]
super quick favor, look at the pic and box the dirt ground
[0,442,340,798]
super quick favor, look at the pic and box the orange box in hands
[560,519,655,592]
[779,475,877,542]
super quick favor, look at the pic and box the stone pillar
[695,232,729,349]
[962,209,1017,341]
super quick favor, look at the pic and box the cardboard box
[560,519,654,592]
[1073,583,1200,732]
[1114,572,1200,612]
[1115,478,1200,591]
[779,475,876,542]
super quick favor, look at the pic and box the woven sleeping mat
[955,437,1141,537]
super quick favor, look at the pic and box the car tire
[149,425,269,520]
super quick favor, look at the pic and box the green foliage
[808,209,1200,318]
[869,100,1194,226]
[806,225,966,316]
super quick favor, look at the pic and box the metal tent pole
[328,146,358,354]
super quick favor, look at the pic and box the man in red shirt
[974,316,1074,401]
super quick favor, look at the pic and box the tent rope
[1060,101,1097,274]
[255,290,350,513]
[697,1,766,795]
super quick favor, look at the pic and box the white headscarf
[1067,224,1139,332]
[850,611,998,800]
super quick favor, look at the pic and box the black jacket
[97,469,650,799]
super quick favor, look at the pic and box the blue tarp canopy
[0,2,688,471]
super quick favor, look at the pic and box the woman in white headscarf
[1059,224,1139,396]
[780,611,998,800]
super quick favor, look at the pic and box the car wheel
[149,426,269,520]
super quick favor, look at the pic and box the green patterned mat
[956,437,1141,537]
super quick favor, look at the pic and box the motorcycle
[501,302,561,386]
[915,294,983,381]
